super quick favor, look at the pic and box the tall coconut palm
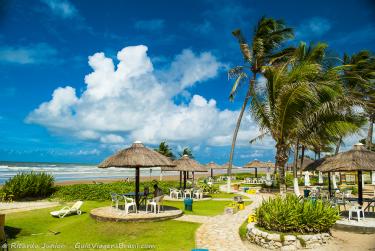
[154,141,175,159]
[228,17,294,181]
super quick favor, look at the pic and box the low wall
[246,223,331,251]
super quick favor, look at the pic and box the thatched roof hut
[305,143,375,205]
[161,155,207,189]
[243,160,274,178]
[98,141,175,207]
[206,161,225,178]
[243,160,274,168]
[288,157,315,171]
[315,144,375,172]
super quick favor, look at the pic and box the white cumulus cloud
[26,45,265,148]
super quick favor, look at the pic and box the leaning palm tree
[154,141,175,160]
[227,17,294,181]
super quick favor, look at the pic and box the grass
[163,200,232,216]
[209,192,238,199]
[5,201,199,251]
[239,219,248,240]
[164,199,251,216]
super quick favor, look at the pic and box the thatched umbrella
[243,159,274,178]
[98,141,175,207]
[163,155,207,189]
[305,143,375,205]
[206,161,225,178]
[290,157,315,171]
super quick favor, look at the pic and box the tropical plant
[227,16,294,179]
[179,147,194,159]
[154,141,175,159]
[256,194,340,234]
[1,172,55,200]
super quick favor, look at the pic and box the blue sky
[0,0,374,165]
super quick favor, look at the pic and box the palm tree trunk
[293,140,300,196]
[227,77,254,192]
[299,145,305,176]
[335,137,342,155]
[276,142,289,194]
[366,115,374,184]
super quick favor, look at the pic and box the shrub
[198,183,219,194]
[51,181,181,201]
[256,194,339,234]
[1,172,54,200]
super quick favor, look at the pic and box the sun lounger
[50,201,83,218]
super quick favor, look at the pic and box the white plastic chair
[122,195,137,214]
[169,188,181,199]
[110,193,120,210]
[349,204,365,221]
[146,195,164,214]
[193,189,203,199]
[184,189,192,199]
[50,201,83,218]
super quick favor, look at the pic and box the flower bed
[246,223,331,250]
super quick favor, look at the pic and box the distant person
[153,184,163,198]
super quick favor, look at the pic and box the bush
[256,194,339,234]
[52,181,181,201]
[1,172,54,200]
[198,183,219,194]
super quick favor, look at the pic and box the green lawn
[5,201,199,251]
[163,199,251,216]
[209,192,238,199]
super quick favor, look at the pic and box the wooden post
[211,169,213,178]
[183,171,187,189]
[358,171,363,206]
[0,214,5,241]
[192,171,195,188]
[255,167,258,178]
[180,171,182,189]
[135,167,140,209]
[328,172,332,198]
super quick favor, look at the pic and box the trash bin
[303,189,310,198]
[184,198,193,211]
[238,201,245,210]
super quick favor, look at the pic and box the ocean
[0,161,179,184]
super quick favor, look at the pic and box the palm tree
[228,17,294,179]
[250,42,363,193]
[154,141,175,159]
[179,147,194,159]
[342,51,375,149]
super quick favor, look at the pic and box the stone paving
[174,182,269,251]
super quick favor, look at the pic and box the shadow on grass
[4,226,21,239]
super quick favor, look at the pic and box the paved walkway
[175,182,269,251]
[0,201,59,214]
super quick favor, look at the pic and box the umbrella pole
[135,167,140,209]
[358,171,363,206]
[183,171,187,189]
[180,171,182,189]
[255,167,258,178]
[192,171,195,188]
[328,172,332,198]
